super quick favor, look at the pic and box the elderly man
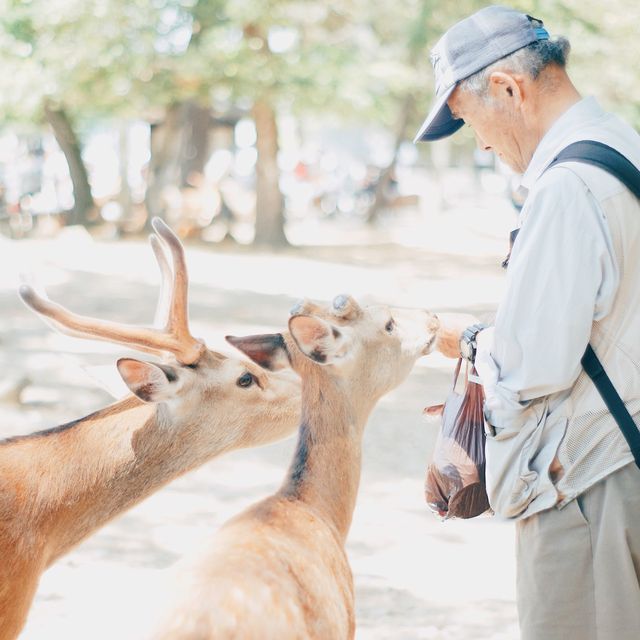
[415,5,640,640]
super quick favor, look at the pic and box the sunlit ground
[1,189,520,639]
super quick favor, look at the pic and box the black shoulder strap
[501,141,640,269]
[581,345,640,467]
[547,139,640,199]
[548,140,640,469]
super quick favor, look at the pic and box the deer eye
[385,318,395,333]
[237,372,255,388]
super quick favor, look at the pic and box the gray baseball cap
[414,6,550,143]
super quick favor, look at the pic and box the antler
[19,218,206,365]
[149,232,172,329]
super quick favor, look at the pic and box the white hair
[459,20,571,97]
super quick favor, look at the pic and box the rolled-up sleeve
[475,166,619,431]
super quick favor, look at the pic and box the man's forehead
[447,86,483,118]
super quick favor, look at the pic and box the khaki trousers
[515,463,640,640]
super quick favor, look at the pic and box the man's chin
[498,153,527,174]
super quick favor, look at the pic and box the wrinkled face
[448,83,529,173]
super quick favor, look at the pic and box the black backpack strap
[501,141,640,268]
[581,345,640,468]
[547,140,640,199]
[548,140,640,469]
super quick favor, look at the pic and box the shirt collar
[521,96,605,190]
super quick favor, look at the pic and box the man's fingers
[434,312,480,358]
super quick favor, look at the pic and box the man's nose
[475,132,491,152]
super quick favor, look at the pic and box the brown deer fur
[0,221,302,640]
[149,296,440,640]
[0,362,301,640]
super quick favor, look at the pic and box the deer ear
[225,333,291,371]
[288,315,347,365]
[116,358,177,403]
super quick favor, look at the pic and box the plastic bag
[424,359,491,520]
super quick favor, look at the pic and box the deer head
[18,218,301,452]
[229,294,440,412]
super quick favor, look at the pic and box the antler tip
[151,217,170,235]
[151,217,183,253]
[331,293,362,319]
[290,299,306,316]
[18,284,36,305]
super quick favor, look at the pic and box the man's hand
[434,313,480,359]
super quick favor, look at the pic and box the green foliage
[510,0,640,125]
[0,0,638,132]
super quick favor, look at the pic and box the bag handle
[452,358,470,392]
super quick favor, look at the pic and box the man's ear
[117,358,178,403]
[288,315,349,365]
[488,71,524,106]
[225,333,291,371]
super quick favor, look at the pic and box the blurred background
[1,1,639,638]
[0,0,638,244]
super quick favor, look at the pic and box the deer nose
[427,311,440,333]
[475,132,491,152]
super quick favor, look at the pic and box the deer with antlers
[147,294,441,640]
[0,219,302,640]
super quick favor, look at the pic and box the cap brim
[413,86,464,143]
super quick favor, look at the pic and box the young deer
[0,219,301,640]
[149,294,440,640]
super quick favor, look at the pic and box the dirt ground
[1,194,521,639]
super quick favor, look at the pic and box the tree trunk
[144,104,184,230]
[144,102,213,231]
[118,122,132,220]
[366,95,415,225]
[180,101,212,186]
[43,102,96,226]
[252,98,288,248]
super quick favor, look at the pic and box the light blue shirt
[477,97,640,431]
[474,96,640,517]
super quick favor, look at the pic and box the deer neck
[1,396,217,564]
[279,374,376,542]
